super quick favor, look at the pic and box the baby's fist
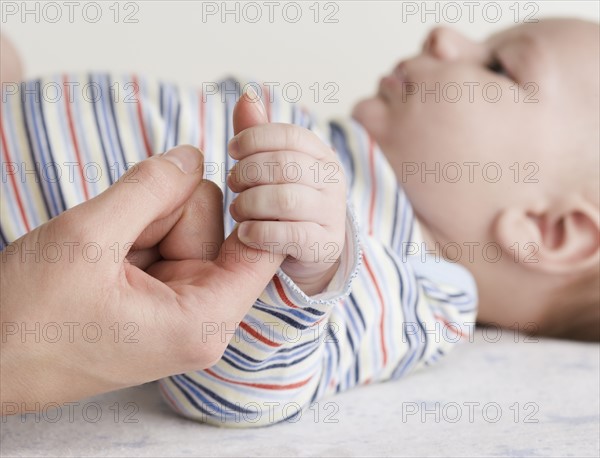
[227,88,346,296]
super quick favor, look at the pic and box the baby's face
[352,19,599,330]
[353,20,599,254]
[353,19,598,247]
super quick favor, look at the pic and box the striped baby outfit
[0,74,478,427]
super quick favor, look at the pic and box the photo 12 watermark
[1,1,140,24]
[181,399,340,424]
[202,80,340,104]
[0,239,344,265]
[400,400,540,424]
[400,1,540,24]
[1,401,140,423]
[398,80,540,104]
[2,80,140,104]
[2,321,140,344]
[398,161,540,184]
[200,1,340,24]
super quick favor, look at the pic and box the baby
[1,18,598,427]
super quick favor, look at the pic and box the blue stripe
[181,374,256,416]
[105,74,127,167]
[36,80,67,215]
[21,80,58,218]
[220,346,319,373]
[89,74,116,185]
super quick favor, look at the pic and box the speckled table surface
[2,329,598,458]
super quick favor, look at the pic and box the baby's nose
[423,26,471,61]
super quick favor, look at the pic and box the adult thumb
[70,145,205,248]
[214,226,284,314]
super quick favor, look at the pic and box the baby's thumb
[72,145,205,248]
[233,86,269,136]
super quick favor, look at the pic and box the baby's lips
[393,61,409,83]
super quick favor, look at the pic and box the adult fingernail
[163,146,202,174]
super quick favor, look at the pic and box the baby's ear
[494,198,600,274]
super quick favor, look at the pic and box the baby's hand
[227,88,347,296]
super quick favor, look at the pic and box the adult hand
[1,144,285,413]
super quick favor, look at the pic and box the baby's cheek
[351,97,389,144]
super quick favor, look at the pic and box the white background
[2,1,599,119]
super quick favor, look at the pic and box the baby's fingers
[228,151,342,193]
[237,221,328,261]
[228,123,334,161]
[230,184,334,223]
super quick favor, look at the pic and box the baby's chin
[351,96,388,143]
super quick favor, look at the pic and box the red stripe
[272,275,299,309]
[205,368,312,390]
[239,321,281,348]
[363,253,388,366]
[367,136,376,235]
[62,74,90,201]
[198,91,205,152]
[434,313,465,339]
[0,115,31,232]
[132,75,152,157]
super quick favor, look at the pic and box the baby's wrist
[282,258,341,296]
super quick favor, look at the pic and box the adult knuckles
[198,179,224,201]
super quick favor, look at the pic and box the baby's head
[353,18,599,341]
